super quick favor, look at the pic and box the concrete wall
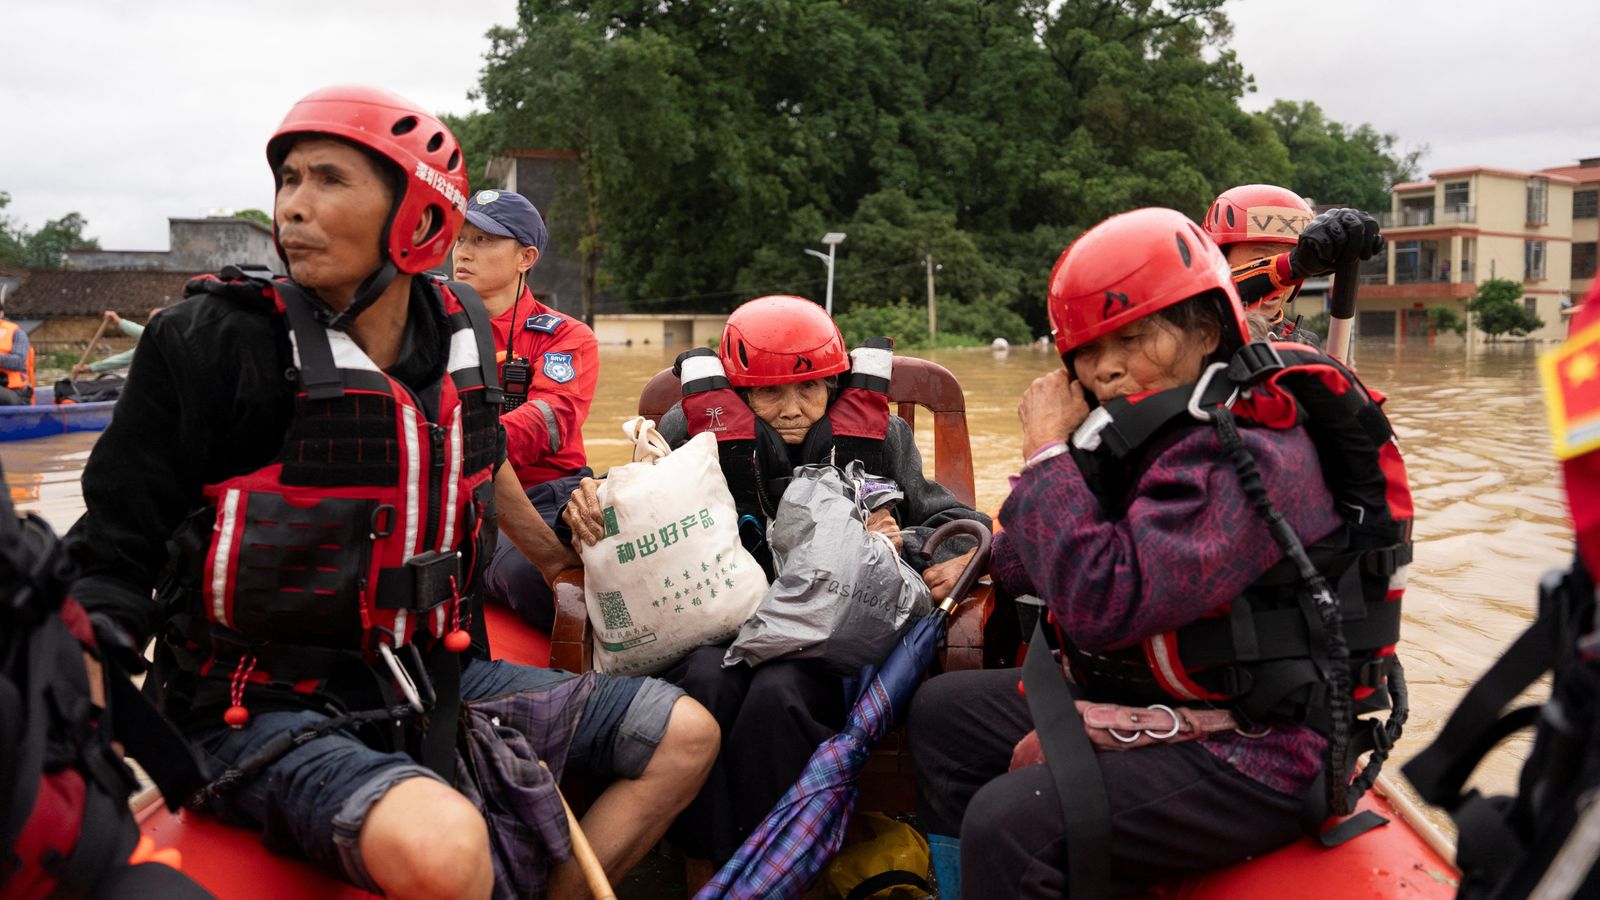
[591,314,728,347]
[167,219,280,273]
[63,218,283,275]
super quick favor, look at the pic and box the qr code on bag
[597,590,634,630]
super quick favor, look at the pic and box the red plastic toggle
[444,630,471,653]
[224,705,250,728]
[1016,678,1026,698]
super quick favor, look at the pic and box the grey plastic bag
[724,462,932,675]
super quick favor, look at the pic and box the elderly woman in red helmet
[906,209,1360,897]
[567,295,988,873]
[1206,184,1384,347]
[68,86,719,900]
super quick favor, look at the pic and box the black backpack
[0,461,208,898]
[1404,558,1600,899]
[53,375,126,404]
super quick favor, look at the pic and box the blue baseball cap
[464,189,548,253]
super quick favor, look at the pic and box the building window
[1576,190,1599,220]
[1443,181,1470,211]
[1526,240,1548,280]
[1525,298,1539,317]
[1394,241,1420,283]
[1527,179,1550,225]
[1576,242,1599,280]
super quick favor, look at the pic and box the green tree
[1426,305,1467,337]
[0,192,26,268]
[23,212,99,270]
[1261,100,1424,211]
[234,208,271,229]
[1468,279,1545,339]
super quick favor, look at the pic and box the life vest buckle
[1227,341,1287,384]
[1362,543,1412,576]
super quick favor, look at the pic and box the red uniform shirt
[491,287,599,486]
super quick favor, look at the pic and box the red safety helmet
[1203,184,1313,250]
[267,85,468,276]
[1047,208,1249,359]
[719,296,850,387]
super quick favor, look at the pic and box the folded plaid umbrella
[696,520,992,900]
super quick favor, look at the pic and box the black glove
[1288,208,1384,279]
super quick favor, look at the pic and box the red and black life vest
[1065,342,1412,802]
[174,269,503,728]
[2,463,203,898]
[679,338,893,519]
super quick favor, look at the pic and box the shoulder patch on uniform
[543,351,576,383]
[525,313,565,334]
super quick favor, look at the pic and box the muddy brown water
[3,339,1565,835]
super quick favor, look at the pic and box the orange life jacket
[0,319,36,393]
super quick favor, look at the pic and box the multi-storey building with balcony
[1350,159,1598,341]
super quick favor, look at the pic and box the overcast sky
[3,0,1595,251]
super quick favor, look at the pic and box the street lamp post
[804,232,847,316]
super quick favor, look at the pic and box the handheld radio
[501,357,532,411]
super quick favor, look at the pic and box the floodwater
[3,338,1567,832]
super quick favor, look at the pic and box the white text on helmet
[414,160,466,211]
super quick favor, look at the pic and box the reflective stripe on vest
[196,281,497,654]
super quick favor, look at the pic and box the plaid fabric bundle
[455,672,598,900]
[698,676,895,899]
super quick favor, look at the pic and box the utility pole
[926,253,937,344]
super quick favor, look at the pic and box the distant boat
[0,386,116,442]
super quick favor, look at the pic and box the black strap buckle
[1363,543,1413,576]
[374,550,461,611]
[1228,341,1287,384]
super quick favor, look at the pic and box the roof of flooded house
[3,269,194,317]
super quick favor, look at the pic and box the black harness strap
[1023,621,1111,899]
[276,281,345,401]
[446,280,504,406]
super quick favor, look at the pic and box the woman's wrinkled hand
[922,548,977,601]
[866,508,902,552]
[1018,369,1090,459]
[562,478,607,547]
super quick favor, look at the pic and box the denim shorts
[194,658,684,890]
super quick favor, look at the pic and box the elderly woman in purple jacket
[909,209,1352,898]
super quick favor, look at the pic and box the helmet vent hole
[391,116,418,136]
[415,205,446,247]
[1225,206,1236,228]
[1175,233,1192,267]
[426,132,444,153]
[447,149,461,171]
[738,340,749,368]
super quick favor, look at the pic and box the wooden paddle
[74,314,114,372]
[540,761,616,900]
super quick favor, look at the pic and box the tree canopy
[460,0,1420,334]
[0,193,101,270]
[1468,278,1545,339]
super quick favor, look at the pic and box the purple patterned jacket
[994,422,1344,797]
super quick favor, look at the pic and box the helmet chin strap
[326,260,400,333]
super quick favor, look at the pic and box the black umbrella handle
[921,520,993,613]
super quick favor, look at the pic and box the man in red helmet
[452,189,601,632]
[1205,184,1384,346]
[67,86,716,899]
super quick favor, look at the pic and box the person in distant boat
[0,296,36,405]
[1205,183,1384,348]
[908,208,1409,896]
[71,307,165,377]
[68,85,716,900]
[563,296,989,878]
[451,189,600,632]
